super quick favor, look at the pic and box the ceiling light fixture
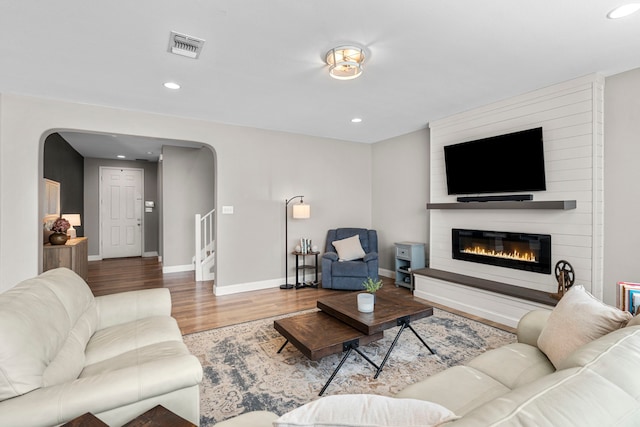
[351,117,363,123]
[607,3,640,18]
[117,155,126,159]
[163,82,181,90]
[325,46,365,80]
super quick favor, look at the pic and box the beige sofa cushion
[0,268,97,401]
[537,285,631,368]
[466,343,555,389]
[626,314,640,327]
[85,316,183,366]
[450,326,640,426]
[396,365,510,416]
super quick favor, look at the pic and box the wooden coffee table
[274,293,435,395]
[317,293,435,378]
[62,405,195,427]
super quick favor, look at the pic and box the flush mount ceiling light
[607,3,640,18]
[163,82,181,90]
[325,46,365,80]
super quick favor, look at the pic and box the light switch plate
[222,206,234,214]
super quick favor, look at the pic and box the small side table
[293,251,319,289]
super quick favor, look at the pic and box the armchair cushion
[332,234,366,261]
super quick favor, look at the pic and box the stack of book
[617,281,640,315]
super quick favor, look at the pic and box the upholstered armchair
[321,228,379,290]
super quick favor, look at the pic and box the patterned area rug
[183,308,516,426]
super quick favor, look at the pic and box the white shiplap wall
[416,74,604,325]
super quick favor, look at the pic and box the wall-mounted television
[444,127,546,196]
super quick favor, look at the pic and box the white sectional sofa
[218,285,640,427]
[0,268,203,427]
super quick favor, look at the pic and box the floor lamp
[280,195,311,289]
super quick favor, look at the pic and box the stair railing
[195,208,215,281]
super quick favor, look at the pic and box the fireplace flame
[462,246,537,263]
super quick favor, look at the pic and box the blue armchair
[321,228,379,290]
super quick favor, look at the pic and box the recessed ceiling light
[607,3,640,18]
[351,117,363,123]
[117,155,126,159]
[163,81,181,90]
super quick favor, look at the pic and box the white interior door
[101,167,143,258]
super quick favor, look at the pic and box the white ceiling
[2,1,640,158]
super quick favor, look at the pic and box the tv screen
[444,127,546,195]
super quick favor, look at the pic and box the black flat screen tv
[444,127,546,195]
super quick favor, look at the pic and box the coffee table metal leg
[374,318,435,379]
[319,340,379,396]
[407,324,435,355]
[374,322,407,379]
[319,347,353,396]
[277,339,289,354]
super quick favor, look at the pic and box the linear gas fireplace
[452,229,551,274]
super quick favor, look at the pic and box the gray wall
[43,133,84,236]
[161,146,215,268]
[372,128,430,272]
[3,68,639,296]
[603,67,640,305]
[84,157,159,256]
[0,92,373,291]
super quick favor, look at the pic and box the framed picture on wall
[44,178,60,216]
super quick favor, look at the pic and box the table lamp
[62,213,81,239]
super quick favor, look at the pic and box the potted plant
[362,277,383,294]
[358,277,383,313]
[49,217,71,245]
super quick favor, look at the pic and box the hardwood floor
[87,257,515,335]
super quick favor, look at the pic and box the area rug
[183,308,516,426]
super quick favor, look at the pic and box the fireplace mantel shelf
[426,200,576,210]
[413,268,558,307]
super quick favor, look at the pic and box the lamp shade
[62,214,81,226]
[292,203,310,219]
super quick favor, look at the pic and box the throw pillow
[332,235,366,261]
[273,394,458,427]
[537,285,632,368]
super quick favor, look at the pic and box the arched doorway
[41,130,217,286]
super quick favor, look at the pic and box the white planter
[357,293,375,313]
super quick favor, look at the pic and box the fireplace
[452,229,551,274]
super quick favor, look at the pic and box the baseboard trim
[88,255,102,262]
[379,268,394,279]
[162,264,194,274]
[143,251,159,258]
[215,273,324,296]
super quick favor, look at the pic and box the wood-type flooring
[87,256,515,335]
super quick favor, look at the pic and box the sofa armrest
[517,309,552,347]
[363,251,378,263]
[0,354,202,427]
[95,288,172,330]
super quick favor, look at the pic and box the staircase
[194,208,215,281]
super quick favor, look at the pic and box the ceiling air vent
[168,31,205,59]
